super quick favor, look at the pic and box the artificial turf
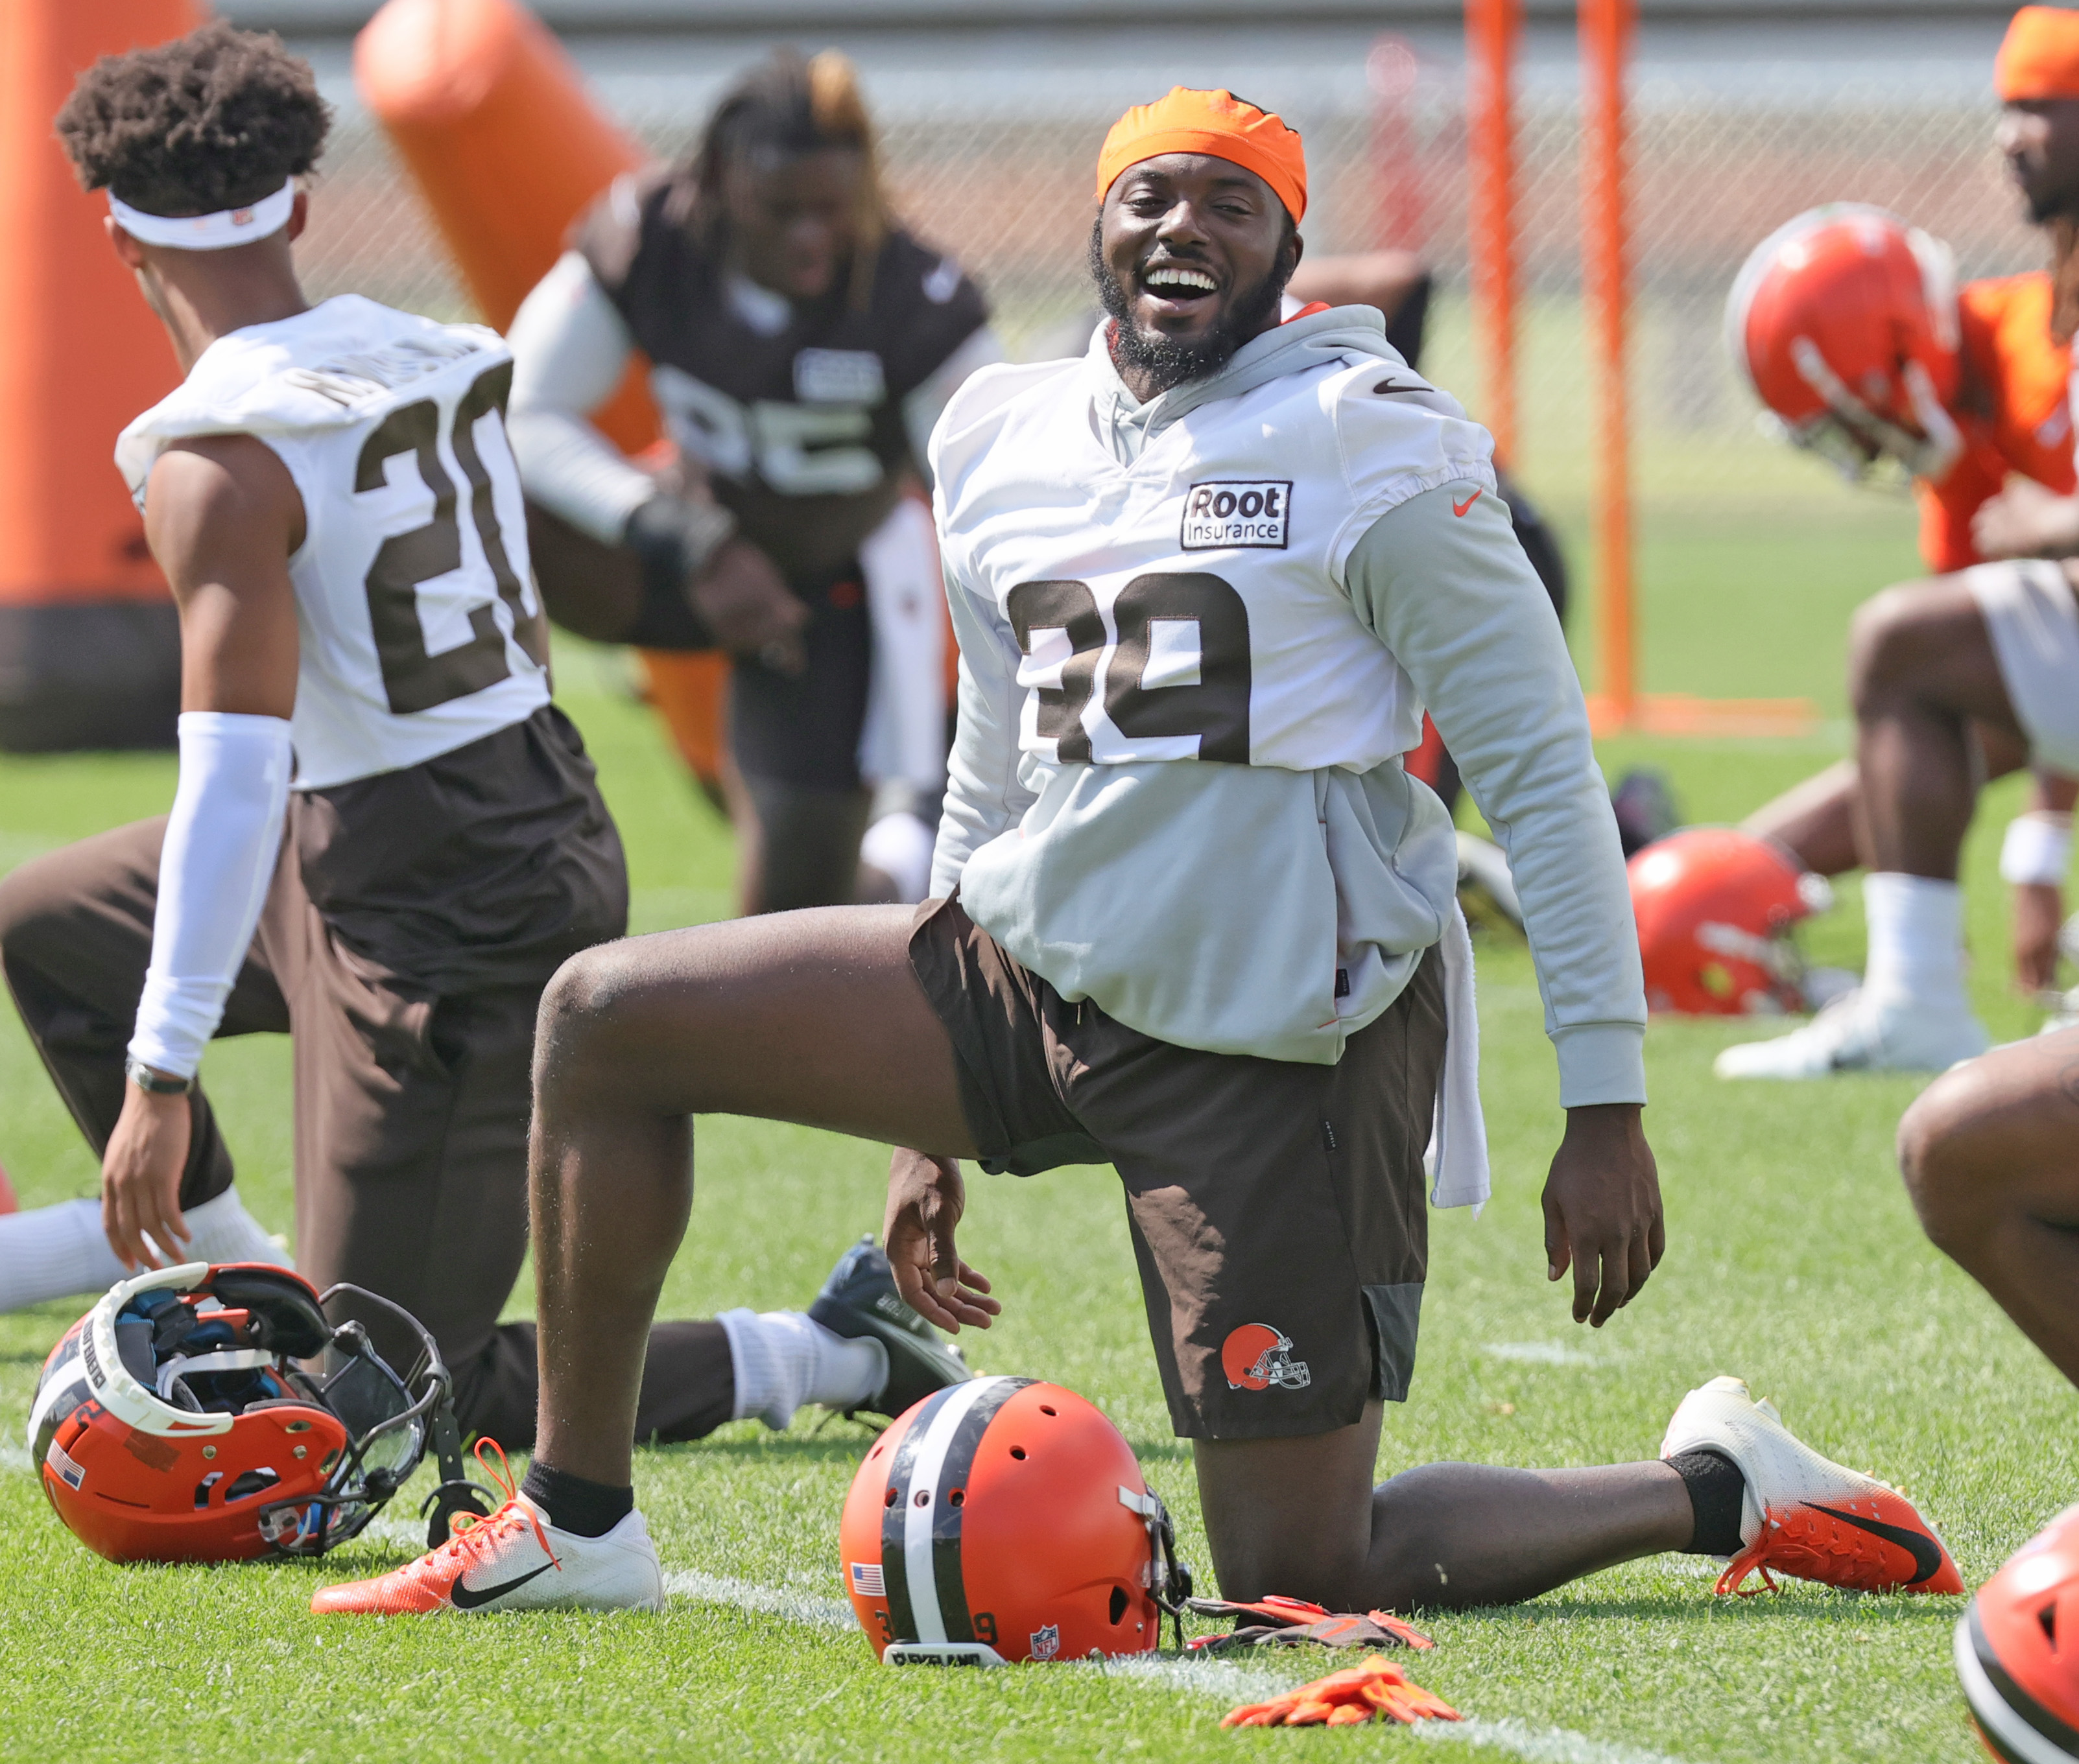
[0,523,2068,1762]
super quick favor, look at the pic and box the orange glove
[1218,1654,1462,1728]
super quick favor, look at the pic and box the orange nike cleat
[1662,1376,1962,1597]
[311,1441,664,1615]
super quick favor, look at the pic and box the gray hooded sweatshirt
[928,307,1646,1138]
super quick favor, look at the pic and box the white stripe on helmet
[899,1376,1014,1644]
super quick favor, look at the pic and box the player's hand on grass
[884,1147,1001,1334]
[689,537,809,675]
[2012,880,2067,995]
[1971,478,2079,559]
[101,1082,193,1271]
[1541,1103,1663,1328]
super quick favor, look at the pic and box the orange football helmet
[1957,1504,2079,1763]
[1728,204,1964,484]
[838,1376,1191,1665]
[30,1262,449,1563]
[1629,827,1832,1016]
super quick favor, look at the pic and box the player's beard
[1089,218,1292,396]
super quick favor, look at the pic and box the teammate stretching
[3,26,964,1453]
[507,50,998,913]
[1718,12,2079,1076]
[318,89,1957,1618]
[1727,204,2077,1016]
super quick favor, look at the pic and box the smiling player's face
[1095,154,1299,396]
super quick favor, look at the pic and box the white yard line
[665,1568,1697,1764]
[664,1569,857,1630]
[1415,1721,1694,1764]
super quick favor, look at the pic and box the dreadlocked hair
[54,21,329,218]
[687,48,886,309]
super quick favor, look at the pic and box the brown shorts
[909,897,1446,1441]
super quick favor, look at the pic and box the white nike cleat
[1713,988,1989,1079]
[1661,1374,1962,1595]
[312,1485,663,1615]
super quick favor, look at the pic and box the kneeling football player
[316,91,1959,1617]
[8,27,965,1461]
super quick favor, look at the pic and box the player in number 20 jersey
[0,28,968,1476]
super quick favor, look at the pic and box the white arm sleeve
[505,250,655,544]
[127,712,294,1080]
[929,567,1038,899]
[902,327,1008,492]
[1346,484,1647,1107]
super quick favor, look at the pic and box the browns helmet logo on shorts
[1221,1323,1311,1392]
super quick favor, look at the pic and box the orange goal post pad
[0,0,204,750]
[355,0,729,787]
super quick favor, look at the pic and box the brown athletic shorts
[909,896,1446,1441]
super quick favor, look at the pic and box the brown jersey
[576,168,989,581]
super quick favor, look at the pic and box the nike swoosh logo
[1452,489,1483,517]
[1804,1502,1943,1584]
[450,1561,554,1610]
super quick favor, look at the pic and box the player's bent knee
[534,945,648,1092]
[1847,583,1932,705]
[1897,1068,1999,1251]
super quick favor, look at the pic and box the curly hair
[54,21,329,218]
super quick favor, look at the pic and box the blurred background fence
[299,46,2041,523]
[277,3,2039,708]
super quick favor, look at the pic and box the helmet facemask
[29,1265,450,1560]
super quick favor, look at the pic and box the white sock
[718,1308,888,1431]
[1862,872,1969,1011]
[0,1198,126,1312]
[163,1185,292,1271]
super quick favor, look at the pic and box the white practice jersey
[117,296,551,790]
[932,335,1488,779]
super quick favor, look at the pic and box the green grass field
[0,518,2070,1763]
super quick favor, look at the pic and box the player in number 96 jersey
[0,28,969,1476]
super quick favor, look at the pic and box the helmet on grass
[838,1376,1191,1664]
[1728,204,1964,484]
[1957,1503,2079,1763]
[1629,827,1831,1016]
[30,1261,447,1562]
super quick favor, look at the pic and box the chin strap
[1119,1483,1194,1650]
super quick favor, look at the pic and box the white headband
[107,178,296,251]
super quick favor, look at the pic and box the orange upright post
[1580,0,1635,727]
[356,0,731,788]
[1465,0,1522,467]
[0,0,204,750]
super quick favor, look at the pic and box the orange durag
[1095,88,1307,222]
[1997,6,2079,100]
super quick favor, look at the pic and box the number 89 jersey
[117,296,551,789]
[931,331,1493,778]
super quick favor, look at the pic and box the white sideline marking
[1483,1342,1610,1367]
[671,1569,1698,1764]
[1418,1719,1693,1764]
[665,1569,855,1630]
[0,1441,30,1476]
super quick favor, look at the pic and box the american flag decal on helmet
[851,1561,886,1597]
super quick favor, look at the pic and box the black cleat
[808,1236,970,1421]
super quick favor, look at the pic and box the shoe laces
[412,1439,560,1580]
[1713,1500,1900,1596]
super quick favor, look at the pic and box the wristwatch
[125,1057,195,1096]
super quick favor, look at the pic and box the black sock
[520,1462,634,1538]
[1669,1448,1747,1556]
